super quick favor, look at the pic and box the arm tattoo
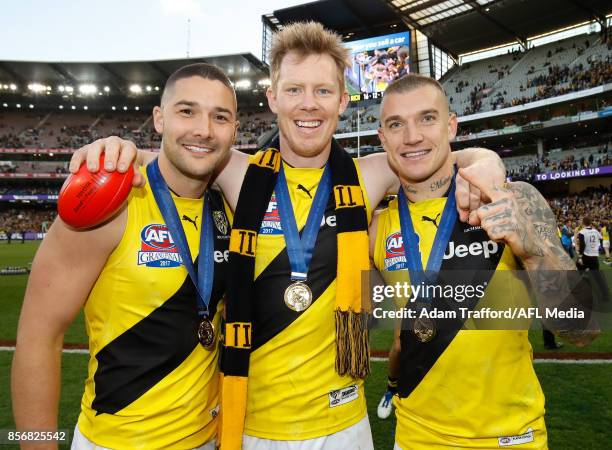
[508,182,596,344]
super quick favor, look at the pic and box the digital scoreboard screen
[344,32,411,102]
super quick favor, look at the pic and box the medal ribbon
[147,159,214,317]
[397,173,458,293]
[275,162,332,281]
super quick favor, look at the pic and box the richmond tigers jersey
[374,196,547,450]
[244,159,372,440]
[77,167,231,449]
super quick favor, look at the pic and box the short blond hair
[269,21,350,91]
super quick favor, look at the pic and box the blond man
[69,22,506,450]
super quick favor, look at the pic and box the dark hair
[161,63,234,103]
[583,216,592,226]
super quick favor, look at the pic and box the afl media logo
[137,224,183,268]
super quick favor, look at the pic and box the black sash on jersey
[92,189,230,415]
[397,221,504,399]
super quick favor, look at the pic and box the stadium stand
[443,34,611,115]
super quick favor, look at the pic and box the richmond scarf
[219,138,370,449]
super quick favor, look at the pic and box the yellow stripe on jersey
[374,196,547,450]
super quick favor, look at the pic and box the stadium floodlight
[71,105,76,110]
[2,103,7,107]
[129,84,142,94]
[79,84,98,95]
[9,83,17,90]
[65,86,74,93]
[235,79,251,90]
[58,85,65,92]
[28,83,46,93]
[259,102,264,107]
[59,105,64,109]
[103,86,110,92]
[111,106,116,111]
[258,79,271,87]
[16,103,21,108]
[84,106,88,110]
[123,106,128,110]
[146,85,152,92]
[49,153,54,157]
[29,104,34,109]
[135,106,140,110]
[155,86,160,91]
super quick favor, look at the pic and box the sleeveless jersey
[244,159,372,440]
[77,167,231,449]
[601,226,609,242]
[374,196,547,450]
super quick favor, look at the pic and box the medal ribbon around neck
[275,162,332,283]
[147,159,214,318]
[397,172,458,292]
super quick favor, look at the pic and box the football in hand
[58,154,134,228]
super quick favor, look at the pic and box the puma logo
[421,213,441,229]
[182,215,198,230]
[297,184,313,198]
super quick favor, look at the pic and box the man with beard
[12,63,235,449]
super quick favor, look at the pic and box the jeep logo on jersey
[138,224,183,268]
[384,232,408,271]
[443,240,499,260]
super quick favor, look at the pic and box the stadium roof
[265,0,612,58]
[0,53,269,104]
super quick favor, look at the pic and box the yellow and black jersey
[374,196,547,450]
[78,167,231,449]
[244,158,372,440]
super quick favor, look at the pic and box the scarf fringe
[334,309,370,379]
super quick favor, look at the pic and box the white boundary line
[0,346,89,355]
[370,356,612,364]
[2,347,611,363]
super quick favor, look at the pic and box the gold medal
[198,318,215,349]
[284,281,313,312]
[413,316,436,343]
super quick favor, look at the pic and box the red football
[58,154,134,229]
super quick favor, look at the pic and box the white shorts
[603,240,610,250]
[243,415,373,450]
[71,425,215,450]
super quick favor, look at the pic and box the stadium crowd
[459,56,612,115]
[0,207,55,235]
[0,111,276,150]
[549,186,611,240]
[507,145,612,180]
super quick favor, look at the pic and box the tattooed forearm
[430,174,452,192]
[510,182,574,270]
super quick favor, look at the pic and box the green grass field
[1,241,611,448]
